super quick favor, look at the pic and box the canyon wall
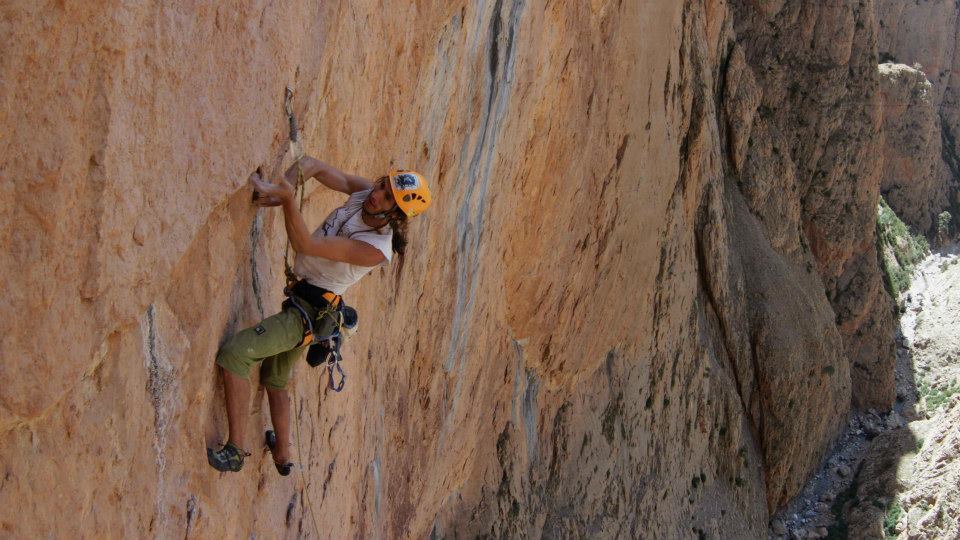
[0,0,892,537]
[876,0,959,236]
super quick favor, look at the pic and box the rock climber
[207,156,432,474]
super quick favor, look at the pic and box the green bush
[883,499,902,539]
[877,196,930,299]
[919,381,960,413]
[938,211,952,235]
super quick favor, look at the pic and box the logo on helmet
[403,193,427,203]
[394,173,420,191]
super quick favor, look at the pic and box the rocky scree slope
[834,249,960,539]
[0,0,892,537]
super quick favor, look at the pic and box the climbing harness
[281,280,353,392]
[282,282,340,348]
[304,302,358,392]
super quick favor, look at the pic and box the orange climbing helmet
[388,169,432,218]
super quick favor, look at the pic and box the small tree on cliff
[937,211,952,246]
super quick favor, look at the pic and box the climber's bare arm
[290,156,373,195]
[254,158,371,206]
[248,172,386,266]
[279,200,385,266]
[288,231,385,266]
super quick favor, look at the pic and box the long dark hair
[369,176,410,259]
[389,211,409,254]
[388,210,409,278]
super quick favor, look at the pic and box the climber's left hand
[252,193,284,207]
[249,169,294,205]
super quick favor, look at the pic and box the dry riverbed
[769,247,960,540]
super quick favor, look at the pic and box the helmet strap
[361,205,399,226]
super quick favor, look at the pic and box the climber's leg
[261,346,302,468]
[206,367,252,472]
[265,386,292,465]
[221,366,251,449]
[209,309,305,472]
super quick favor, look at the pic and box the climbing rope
[278,90,350,394]
[292,392,322,538]
[281,87,322,539]
[283,86,308,287]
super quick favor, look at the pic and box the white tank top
[292,189,393,295]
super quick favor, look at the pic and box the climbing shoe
[265,430,293,476]
[207,442,249,472]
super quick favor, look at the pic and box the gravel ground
[768,246,960,540]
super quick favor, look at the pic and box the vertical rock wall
[0,0,893,537]
[723,1,895,408]
[716,0,895,495]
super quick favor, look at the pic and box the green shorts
[215,303,312,389]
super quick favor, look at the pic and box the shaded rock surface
[0,0,897,537]
[726,1,896,411]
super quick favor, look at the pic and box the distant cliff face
[876,0,959,236]
[878,63,947,237]
[715,0,893,498]
[0,1,893,538]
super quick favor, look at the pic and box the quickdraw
[322,347,347,393]
[283,288,348,393]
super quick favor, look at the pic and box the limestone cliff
[878,63,948,238]
[0,1,894,537]
[876,0,960,237]
[724,0,894,412]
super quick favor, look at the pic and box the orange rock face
[0,1,892,537]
